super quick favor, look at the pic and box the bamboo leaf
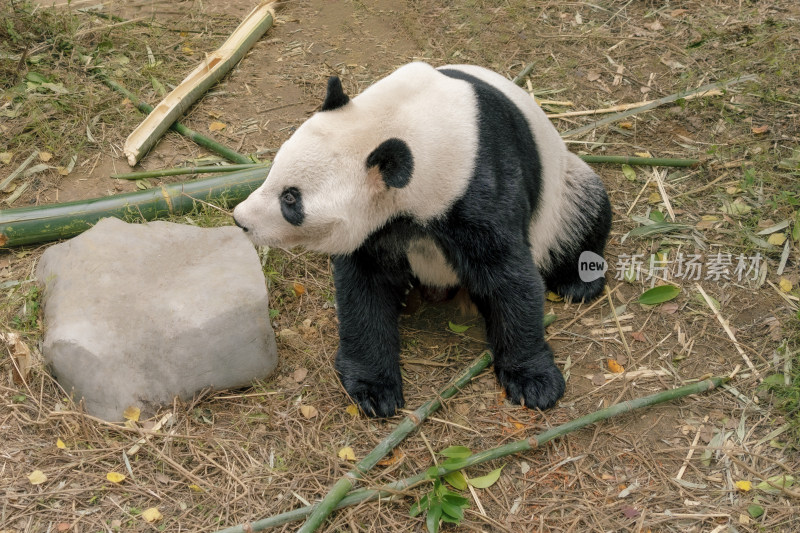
[467,466,504,489]
[443,471,467,490]
[447,322,470,333]
[622,164,637,181]
[639,285,680,305]
[439,446,472,459]
[426,504,441,533]
[756,475,794,494]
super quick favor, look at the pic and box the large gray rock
[36,217,277,421]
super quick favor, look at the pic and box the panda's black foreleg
[332,251,410,417]
[462,247,566,410]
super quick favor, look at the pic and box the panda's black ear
[366,138,414,189]
[321,76,350,111]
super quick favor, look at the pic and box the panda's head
[232,76,414,255]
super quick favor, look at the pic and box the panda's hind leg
[542,158,612,303]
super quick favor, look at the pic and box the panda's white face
[232,117,397,255]
[233,62,481,255]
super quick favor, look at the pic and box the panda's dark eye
[279,187,304,226]
[281,191,296,205]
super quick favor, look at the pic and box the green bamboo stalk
[295,351,494,533]
[213,376,726,532]
[578,155,700,167]
[98,76,253,165]
[512,61,536,86]
[561,74,758,138]
[0,165,270,248]
[110,163,267,180]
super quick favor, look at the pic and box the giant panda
[233,62,612,417]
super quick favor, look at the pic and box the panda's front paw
[335,353,405,417]
[496,358,565,410]
[344,377,405,417]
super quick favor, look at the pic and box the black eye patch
[280,187,304,226]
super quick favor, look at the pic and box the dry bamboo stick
[695,284,760,378]
[123,2,276,166]
[547,90,722,119]
[561,75,757,138]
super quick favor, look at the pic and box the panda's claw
[341,376,405,418]
[496,360,565,411]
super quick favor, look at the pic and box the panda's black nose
[233,216,249,232]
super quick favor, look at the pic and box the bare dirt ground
[2,1,800,532]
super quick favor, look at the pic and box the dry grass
[2,0,800,532]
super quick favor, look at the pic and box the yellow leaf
[0,152,12,164]
[56,438,66,449]
[299,405,318,419]
[607,359,625,373]
[767,233,787,246]
[293,282,306,296]
[647,192,662,204]
[736,480,752,492]
[123,406,140,422]
[546,291,563,302]
[39,151,53,162]
[188,484,204,493]
[57,167,69,176]
[377,449,404,466]
[28,470,47,485]
[701,215,719,221]
[106,472,126,483]
[634,152,652,158]
[338,446,356,461]
[208,121,227,132]
[779,278,793,293]
[181,45,194,55]
[619,121,633,129]
[345,404,359,417]
[141,507,163,523]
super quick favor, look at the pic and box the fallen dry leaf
[4,332,32,385]
[0,152,12,164]
[591,373,606,386]
[644,20,663,31]
[587,71,601,82]
[141,507,163,523]
[299,405,318,419]
[56,438,66,449]
[619,121,634,129]
[188,484,204,493]
[39,151,53,162]
[293,282,306,296]
[28,470,47,485]
[659,302,679,314]
[607,359,625,373]
[647,191,662,204]
[56,523,70,532]
[768,233,787,246]
[208,121,226,132]
[292,367,308,383]
[779,278,793,292]
[751,125,769,135]
[345,404,359,417]
[338,446,356,461]
[123,406,141,422]
[631,331,647,342]
[736,480,752,492]
[377,449,404,466]
[106,472,126,483]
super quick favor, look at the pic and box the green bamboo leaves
[639,285,681,305]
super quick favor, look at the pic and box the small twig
[626,177,652,216]
[673,171,730,198]
[695,284,760,378]
[547,93,719,119]
[0,150,39,191]
[652,168,675,222]
[676,415,708,480]
[606,285,632,362]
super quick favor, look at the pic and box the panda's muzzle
[233,216,249,232]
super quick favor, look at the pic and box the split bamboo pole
[123,2,276,166]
